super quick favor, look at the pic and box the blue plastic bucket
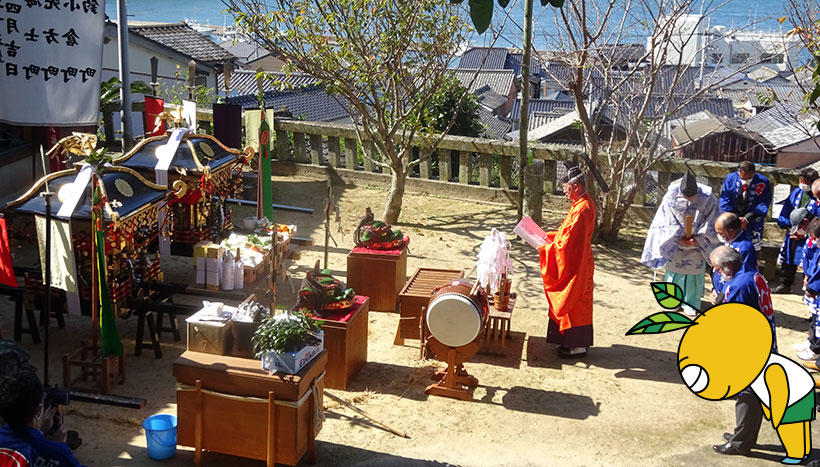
[143,414,177,460]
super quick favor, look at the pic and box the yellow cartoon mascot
[630,283,815,464]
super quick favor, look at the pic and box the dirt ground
[2,174,817,466]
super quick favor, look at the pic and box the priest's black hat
[680,171,698,197]
[560,161,585,184]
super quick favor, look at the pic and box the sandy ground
[2,174,817,466]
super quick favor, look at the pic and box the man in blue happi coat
[711,212,757,303]
[773,168,819,293]
[719,161,772,252]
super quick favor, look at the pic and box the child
[795,218,820,360]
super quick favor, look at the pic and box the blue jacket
[712,229,758,295]
[719,172,772,247]
[722,270,777,350]
[0,424,83,467]
[803,238,820,295]
[777,188,818,265]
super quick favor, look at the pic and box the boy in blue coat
[719,161,772,252]
[796,218,820,360]
[774,168,819,293]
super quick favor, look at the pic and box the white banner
[0,3,105,126]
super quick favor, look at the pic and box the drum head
[426,293,482,347]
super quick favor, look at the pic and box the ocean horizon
[106,0,792,50]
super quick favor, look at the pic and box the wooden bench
[482,293,515,355]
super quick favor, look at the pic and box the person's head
[800,168,819,191]
[680,171,698,200]
[813,179,820,201]
[738,161,755,182]
[715,213,741,244]
[808,218,820,242]
[561,162,586,200]
[789,208,814,239]
[0,371,44,429]
[710,245,742,280]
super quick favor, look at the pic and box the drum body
[425,279,488,348]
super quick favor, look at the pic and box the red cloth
[351,238,409,255]
[0,219,17,288]
[316,295,367,323]
[144,96,165,137]
[538,192,595,333]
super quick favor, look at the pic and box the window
[761,53,784,64]
[731,53,750,64]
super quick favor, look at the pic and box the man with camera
[0,370,84,466]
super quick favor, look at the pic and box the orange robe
[538,192,596,347]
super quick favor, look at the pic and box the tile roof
[458,47,509,69]
[669,110,769,147]
[743,102,819,149]
[478,107,512,139]
[509,98,576,121]
[130,22,236,66]
[226,86,351,122]
[504,52,542,76]
[217,70,319,96]
[602,95,735,122]
[451,69,515,96]
[745,85,804,108]
[218,40,269,64]
[474,85,509,111]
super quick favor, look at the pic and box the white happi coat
[641,182,721,274]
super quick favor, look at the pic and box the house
[226,86,352,124]
[743,102,820,168]
[218,40,285,71]
[103,22,237,94]
[452,68,517,117]
[669,110,774,164]
[217,70,319,97]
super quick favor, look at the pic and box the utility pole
[517,0,534,220]
[116,0,134,151]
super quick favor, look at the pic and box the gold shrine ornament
[198,141,214,158]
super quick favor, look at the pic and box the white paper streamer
[475,228,513,289]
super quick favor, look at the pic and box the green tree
[417,73,482,137]
[226,0,470,224]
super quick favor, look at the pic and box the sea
[105,0,792,50]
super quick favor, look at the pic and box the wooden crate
[318,296,369,390]
[174,351,326,466]
[394,268,464,345]
[346,247,407,312]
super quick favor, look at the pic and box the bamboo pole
[324,391,409,439]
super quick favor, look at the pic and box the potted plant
[252,310,324,374]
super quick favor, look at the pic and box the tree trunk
[382,164,407,224]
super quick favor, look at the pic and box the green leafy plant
[626,282,699,336]
[84,147,112,169]
[252,311,323,356]
[247,234,272,247]
[100,77,153,106]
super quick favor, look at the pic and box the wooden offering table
[394,268,464,345]
[346,245,407,312]
[482,293,516,355]
[315,296,369,390]
[174,351,326,466]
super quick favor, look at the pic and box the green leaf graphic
[626,311,695,335]
[651,282,685,310]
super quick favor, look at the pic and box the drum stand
[422,304,480,402]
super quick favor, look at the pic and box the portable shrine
[5,166,168,319]
[112,132,254,255]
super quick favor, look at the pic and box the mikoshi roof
[112,133,251,177]
[6,166,167,222]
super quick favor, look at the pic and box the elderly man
[719,161,772,251]
[774,168,820,293]
[711,212,758,303]
[710,246,776,457]
[538,161,596,358]
[642,171,720,316]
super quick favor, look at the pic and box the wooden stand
[62,342,125,394]
[319,297,369,390]
[394,268,463,345]
[424,337,479,402]
[174,351,326,466]
[346,246,406,312]
[482,293,516,355]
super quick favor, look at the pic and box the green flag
[93,186,123,357]
[259,110,273,221]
